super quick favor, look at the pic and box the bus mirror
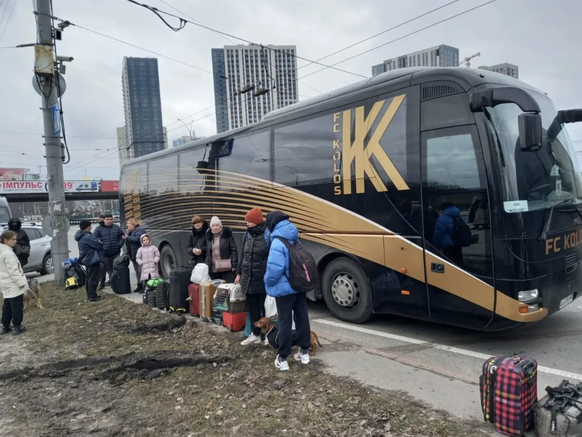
[518,113,543,151]
[197,160,209,174]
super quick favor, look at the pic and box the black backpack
[275,237,318,293]
[451,216,473,247]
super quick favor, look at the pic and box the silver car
[2,223,54,275]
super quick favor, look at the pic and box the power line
[296,0,460,73]
[299,0,498,81]
[0,129,117,139]
[124,0,367,79]
[0,0,17,43]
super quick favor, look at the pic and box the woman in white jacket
[0,230,29,335]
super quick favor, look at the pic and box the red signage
[101,180,119,192]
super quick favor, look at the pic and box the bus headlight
[518,289,539,303]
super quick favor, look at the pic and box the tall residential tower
[372,44,460,75]
[212,44,298,132]
[122,57,165,158]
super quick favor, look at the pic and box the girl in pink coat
[136,234,160,282]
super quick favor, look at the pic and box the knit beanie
[245,207,264,225]
[210,216,222,227]
[79,220,92,230]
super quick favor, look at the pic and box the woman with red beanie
[236,207,271,346]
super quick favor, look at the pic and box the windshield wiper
[538,197,581,241]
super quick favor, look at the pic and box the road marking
[313,319,582,381]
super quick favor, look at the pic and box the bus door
[420,125,495,330]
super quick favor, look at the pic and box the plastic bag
[264,295,277,318]
[191,263,210,284]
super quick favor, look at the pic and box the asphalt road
[33,227,582,424]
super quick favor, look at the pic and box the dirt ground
[0,283,489,437]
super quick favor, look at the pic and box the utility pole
[34,0,69,283]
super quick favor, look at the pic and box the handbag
[215,258,232,272]
[534,380,582,437]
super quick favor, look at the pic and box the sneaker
[240,334,261,346]
[274,355,289,372]
[264,338,269,347]
[294,349,310,365]
[12,325,26,336]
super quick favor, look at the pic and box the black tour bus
[120,67,582,331]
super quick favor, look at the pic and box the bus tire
[321,258,373,324]
[159,244,177,279]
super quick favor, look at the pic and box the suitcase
[533,380,582,437]
[223,311,247,332]
[146,286,156,307]
[215,283,247,313]
[187,284,200,317]
[480,355,538,436]
[200,280,224,322]
[169,267,191,313]
[155,281,169,310]
[111,266,131,295]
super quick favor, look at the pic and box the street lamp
[177,118,193,140]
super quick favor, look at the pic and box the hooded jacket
[93,222,125,257]
[264,212,299,298]
[75,230,103,267]
[7,218,30,267]
[205,226,238,271]
[187,221,209,266]
[432,205,462,249]
[125,224,146,261]
[237,222,270,294]
[136,234,160,281]
[0,243,28,298]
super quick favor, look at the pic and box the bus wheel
[321,258,373,324]
[159,245,176,279]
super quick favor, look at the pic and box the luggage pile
[479,354,582,437]
[140,263,249,333]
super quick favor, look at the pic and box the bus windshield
[488,92,582,213]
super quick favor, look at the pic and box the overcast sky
[0,0,581,180]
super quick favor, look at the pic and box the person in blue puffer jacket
[432,202,464,266]
[264,211,311,372]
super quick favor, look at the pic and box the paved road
[34,228,582,425]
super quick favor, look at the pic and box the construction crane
[459,52,481,68]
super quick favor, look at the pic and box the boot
[133,282,144,293]
[98,282,105,290]
[1,325,11,334]
[12,325,26,336]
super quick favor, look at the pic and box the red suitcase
[223,311,247,332]
[187,284,200,317]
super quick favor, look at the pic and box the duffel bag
[534,380,582,437]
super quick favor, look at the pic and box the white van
[0,197,11,225]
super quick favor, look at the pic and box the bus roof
[121,67,545,170]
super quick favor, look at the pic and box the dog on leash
[254,317,322,356]
[23,278,43,310]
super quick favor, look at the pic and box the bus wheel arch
[321,256,373,324]
[158,243,177,279]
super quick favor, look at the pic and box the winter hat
[210,216,222,227]
[266,211,289,232]
[245,207,263,225]
[79,220,92,230]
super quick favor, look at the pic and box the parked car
[1,222,54,275]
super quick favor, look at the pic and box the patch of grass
[0,283,486,437]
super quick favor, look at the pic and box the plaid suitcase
[480,355,538,436]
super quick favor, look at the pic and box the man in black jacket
[93,213,124,288]
[75,220,103,302]
[7,218,30,267]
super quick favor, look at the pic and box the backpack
[65,276,79,290]
[274,237,318,293]
[451,216,473,247]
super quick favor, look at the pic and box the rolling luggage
[533,380,582,437]
[187,284,200,317]
[155,281,169,310]
[480,355,538,436]
[200,280,224,322]
[145,277,163,306]
[169,267,191,313]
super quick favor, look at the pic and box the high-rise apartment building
[212,44,299,131]
[211,48,230,134]
[122,57,165,158]
[172,134,202,147]
[478,63,519,79]
[117,125,168,166]
[372,44,460,76]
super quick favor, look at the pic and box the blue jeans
[244,309,266,339]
